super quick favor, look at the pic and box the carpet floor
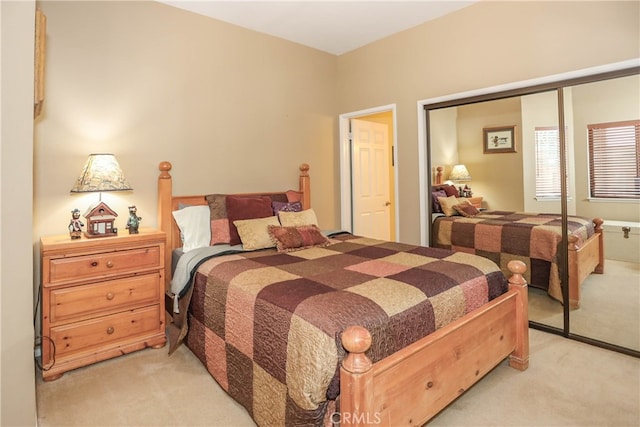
[528,259,640,351]
[36,329,639,426]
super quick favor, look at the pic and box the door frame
[339,104,398,240]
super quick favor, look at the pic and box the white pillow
[172,205,211,252]
[278,208,319,227]
[233,216,280,250]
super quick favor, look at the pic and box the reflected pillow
[453,202,480,218]
[438,196,469,217]
[432,190,447,213]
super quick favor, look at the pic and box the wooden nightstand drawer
[49,305,161,358]
[41,229,166,381]
[49,273,161,324]
[47,246,161,285]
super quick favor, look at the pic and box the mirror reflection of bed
[425,70,640,353]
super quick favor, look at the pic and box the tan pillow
[278,208,319,227]
[233,216,280,250]
[438,196,469,217]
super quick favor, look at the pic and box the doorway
[339,105,398,241]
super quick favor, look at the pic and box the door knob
[385,201,391,206]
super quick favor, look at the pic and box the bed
[430,182,604,310]
[158,161,529,426]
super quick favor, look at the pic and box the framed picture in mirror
[484,126,516,153]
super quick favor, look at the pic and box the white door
[351,118,391,240]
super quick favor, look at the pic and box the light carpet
[36,329,639,426]
[528,259,640,351]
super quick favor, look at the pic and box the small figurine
[68,208,84,239]
[126,205,142,234]
[462,185,473,198]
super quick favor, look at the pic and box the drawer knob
[91,261,98,267]
[106,292,115,300]
[106,261,114,268]
[106,327,114,335]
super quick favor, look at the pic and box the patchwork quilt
[432,211,594,303]
[181,232,509,426]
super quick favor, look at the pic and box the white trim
[417,58,640,246]
[339,104,399,240]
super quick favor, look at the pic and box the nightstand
[40,228,166,381]
[468,196,483,209]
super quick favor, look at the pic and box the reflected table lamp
[70,153,133,238]
[449,164,472,197]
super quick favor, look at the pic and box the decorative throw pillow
[438,196,469,217]
[453,202,480,218]
[278,208,319,227]
[431,190,447,213]
[233,216,280,250]
[286,190,303,203]
[272,201,303,215]
[205,194,231,245]
[172,205,211,253]
[267,224,330,252]
[226,195,274,246]
[441,184,459,197]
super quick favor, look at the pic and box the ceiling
[156,1,478,55]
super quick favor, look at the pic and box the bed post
[593,218,605,274]
[299,163,311,210]
[158,161,173,293]
[340,326,375,427]
[506,260,529,371]
[435,166,443,185]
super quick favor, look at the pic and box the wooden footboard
[339,260,529,426]
[567,218,604,309]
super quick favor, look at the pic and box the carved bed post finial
[159,161,172,179]
[340,325,374,427]
[435,166,443,185]
[341,326,373,373]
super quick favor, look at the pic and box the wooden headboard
[157,161,311,290]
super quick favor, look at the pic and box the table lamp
[449,164,472,197]
[70,153,133,238]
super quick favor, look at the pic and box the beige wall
[1,1,38,425]
[3,0,638,422]
[337,0,639,243]
[456,98,524,212]
[34,0,339,243]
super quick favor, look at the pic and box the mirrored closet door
[425,67,639,356]
[562,74,640,352]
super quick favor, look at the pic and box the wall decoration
[483,126,516,153]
